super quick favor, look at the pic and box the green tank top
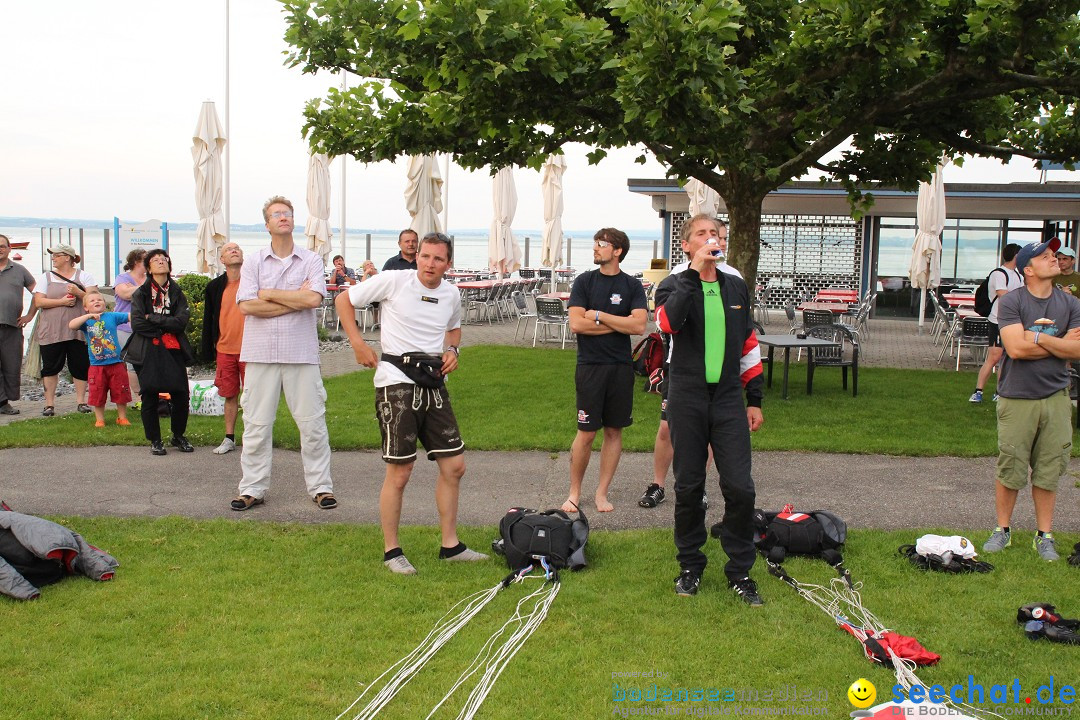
[702,280,725,382]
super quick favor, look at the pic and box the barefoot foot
[595,495,614,513]
[560,497,580,513]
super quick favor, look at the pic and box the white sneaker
[213,437,236,455]
[442,547,489,563]
[384,555,417,574]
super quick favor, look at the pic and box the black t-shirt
[569,269,648,365]
[382,254,418,271]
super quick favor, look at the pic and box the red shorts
[88,363,132,406]
[214,352,245,398]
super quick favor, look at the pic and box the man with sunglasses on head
[562,228,648,514]
[229,196,336,513]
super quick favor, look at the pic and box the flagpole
[224,0,231,240]
[340,70,347,257]
[442,154,450,232]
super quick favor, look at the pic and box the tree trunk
[723,183,766,296]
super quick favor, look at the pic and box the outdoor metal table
[757,334,841,400]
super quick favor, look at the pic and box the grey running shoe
[983,528,1011,552]
[384,555,417,574]
[1033,535,1060,562]
[442,547,489,563]
[213,437,236,455]
[969,390,983,403]
[675,570,701,597]
[729,576,764,607]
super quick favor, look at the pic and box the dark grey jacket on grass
[0,510,119,600]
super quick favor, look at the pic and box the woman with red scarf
[122,249,195,455]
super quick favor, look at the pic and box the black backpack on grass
[495,507,589,571]
[751,505,847,564]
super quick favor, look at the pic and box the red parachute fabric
[877,631,940,665]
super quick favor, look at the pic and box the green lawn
[1,518,1075,719]
[0,345,1019,456]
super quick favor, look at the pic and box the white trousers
[238,362,332,500]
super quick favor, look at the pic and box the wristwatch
[595,311,601,326]
[447,345,460,355]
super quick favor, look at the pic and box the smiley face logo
[847,678,876,709]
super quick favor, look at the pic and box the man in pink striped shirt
[230,196,336,512]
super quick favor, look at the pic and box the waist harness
[380,352,445,388]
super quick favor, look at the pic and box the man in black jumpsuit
[655,214,765,605]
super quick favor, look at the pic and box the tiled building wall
[669,212,862,306]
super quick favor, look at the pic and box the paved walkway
[2,445,1076,533]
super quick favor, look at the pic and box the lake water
[1,225,665,284]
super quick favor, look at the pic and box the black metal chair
[955,317,991,371]
[802,309,835,328]
[806,325,859,396]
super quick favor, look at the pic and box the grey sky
[3,1,1074,232]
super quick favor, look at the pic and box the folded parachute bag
[0,508,118,601]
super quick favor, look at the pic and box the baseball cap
[47,244,81,262]
[1014,237,1061,272]
[1056,246,1075,258]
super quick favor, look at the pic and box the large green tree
[283,0,1080,288]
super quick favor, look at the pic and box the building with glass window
[629,179,1080,315]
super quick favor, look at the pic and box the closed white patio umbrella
[541,154,565,293]
[192,101,227,275]
[405,155,444,239]
[684,178,721,217]
[909,162,947,333]
[304,152,333,264]
[489,166,521,277]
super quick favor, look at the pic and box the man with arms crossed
[970,243,1024,403]
[230,197,336,511]
[563,228,648,513]
[655,214,765,604]
[984,237,1080,561]
[337,232,487,574]
[201,242,246,454]
[640,215,741,508]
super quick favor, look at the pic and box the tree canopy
[283,0,1080,286]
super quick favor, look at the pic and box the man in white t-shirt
[337,233,488,575]
[970,243,1024,403]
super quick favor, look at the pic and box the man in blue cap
[985,236,1080,562]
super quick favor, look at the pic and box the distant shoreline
[0,216,658,237]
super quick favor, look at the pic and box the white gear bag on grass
[188,380,225,416]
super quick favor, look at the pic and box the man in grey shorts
[337,232,487,574]
[985,237,1080,561]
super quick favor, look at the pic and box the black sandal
[230,495,264,511]
[314,493,337,510]
[42,406,55,417]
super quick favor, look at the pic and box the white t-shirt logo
[610,293,623,305]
